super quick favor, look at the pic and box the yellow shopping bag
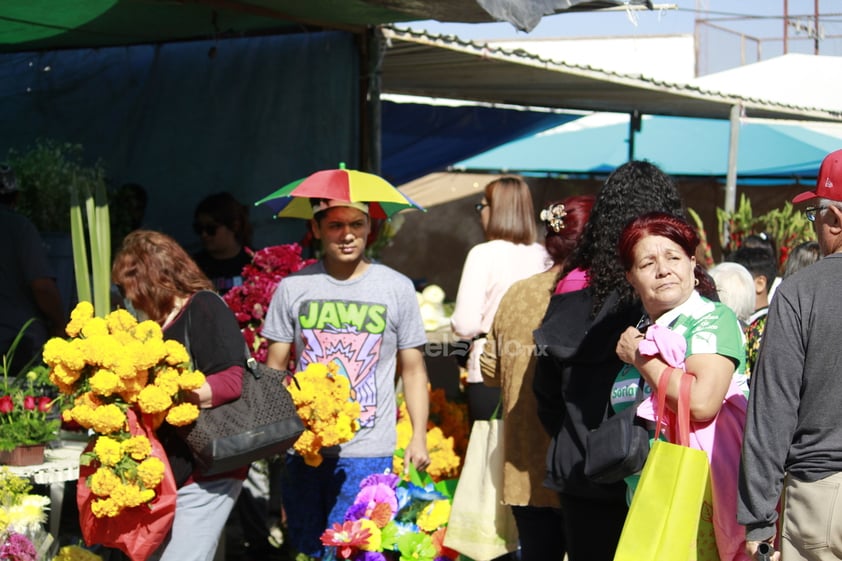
[614,368,719,561]
[614,439,711,561]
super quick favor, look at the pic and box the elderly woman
[613,212,749,561]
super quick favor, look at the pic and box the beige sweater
[479,269,561,508]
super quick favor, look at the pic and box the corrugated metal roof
[381,26,842,122]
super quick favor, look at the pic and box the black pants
[512,505,566,561]
[559,493,628,561]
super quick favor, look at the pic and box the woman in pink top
[451,176,550,422]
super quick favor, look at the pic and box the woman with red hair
[613,212,749,561]
[113,229,247,561]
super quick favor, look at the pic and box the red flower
[23,396,36,411]
[0,396,13,414]
[320,520,371,560]
[37,396,52,413]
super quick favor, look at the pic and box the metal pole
[783,0,789,54]
[815,0,820,54]
[724,104,741,214]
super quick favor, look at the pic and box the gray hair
[708,261,756,325]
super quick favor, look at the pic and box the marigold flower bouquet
[392,392,463,482]
[320,466,458,561]
[43,302,205,520]
[287,362,360,467]
[223,244,316,363]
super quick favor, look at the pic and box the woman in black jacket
[533,161,685,561]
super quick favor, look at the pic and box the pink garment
[636,324,750,561]
[450,240,550,383]
[554,267,589,294]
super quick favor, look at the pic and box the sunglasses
[193,222,219,236]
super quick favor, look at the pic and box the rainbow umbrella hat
[255,163,424,220]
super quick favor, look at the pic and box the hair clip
[540,203,567,233]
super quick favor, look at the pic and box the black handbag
[583,375,650,484]
[179,309,305,476]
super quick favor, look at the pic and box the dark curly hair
[563,161,685,314]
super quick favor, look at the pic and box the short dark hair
[729,246,778,294]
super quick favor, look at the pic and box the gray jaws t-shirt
[261,261,427,458]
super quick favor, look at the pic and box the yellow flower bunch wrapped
[44,302,205,431]
[287,362,361,467]
[393,399,461,482]
[43,301,206,519]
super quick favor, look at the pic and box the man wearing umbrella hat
[262,197,431,559]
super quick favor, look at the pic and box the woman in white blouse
[451,175,551,423]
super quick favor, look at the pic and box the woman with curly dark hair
[533,161,685,561]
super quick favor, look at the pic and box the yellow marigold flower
[138,339,167,369]
[52,339,87,371]
[134,320,163,342]
[106,309,138,333]
[137,456,166,488]
[90,404,127,434]
[165,403,200,426]
[139,488,156,504]
[66,301,95,337]
[43,337,71,367]
[177,370,205,391]
[112,483,146,509]
[416,499,451,533]
[89,467,121,497]
[113,352,142,380]
[153,367,180,395]
[121,435,151,461]
[93,436,123,467]
[91,497,120,518]
[49,362,81,388]
[89,369,122,397]
[164,340,190,365]
[359,519,382,552]
[81,317,109,338]
[67,405,96,430]
[137,385,172,414]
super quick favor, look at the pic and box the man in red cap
[738,148,842,561]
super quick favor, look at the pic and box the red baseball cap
[793,149,842,203]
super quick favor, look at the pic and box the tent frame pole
[724,103,741,214]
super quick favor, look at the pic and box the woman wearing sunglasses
[451,175,550,424]
[192,191,254,295]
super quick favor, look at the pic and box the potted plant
[5,139,110,318]
[0,322,61,465]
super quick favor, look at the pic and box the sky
[406,0,841,74]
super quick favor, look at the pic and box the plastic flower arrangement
[223,244,316,363]
[393,394,462,482]
[0,470,50,561]
[320,467,458,561]
[287,362,361,467]
[42,302,205,518]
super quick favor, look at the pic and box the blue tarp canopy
[455,114,842,179]
[381,100,580,185]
